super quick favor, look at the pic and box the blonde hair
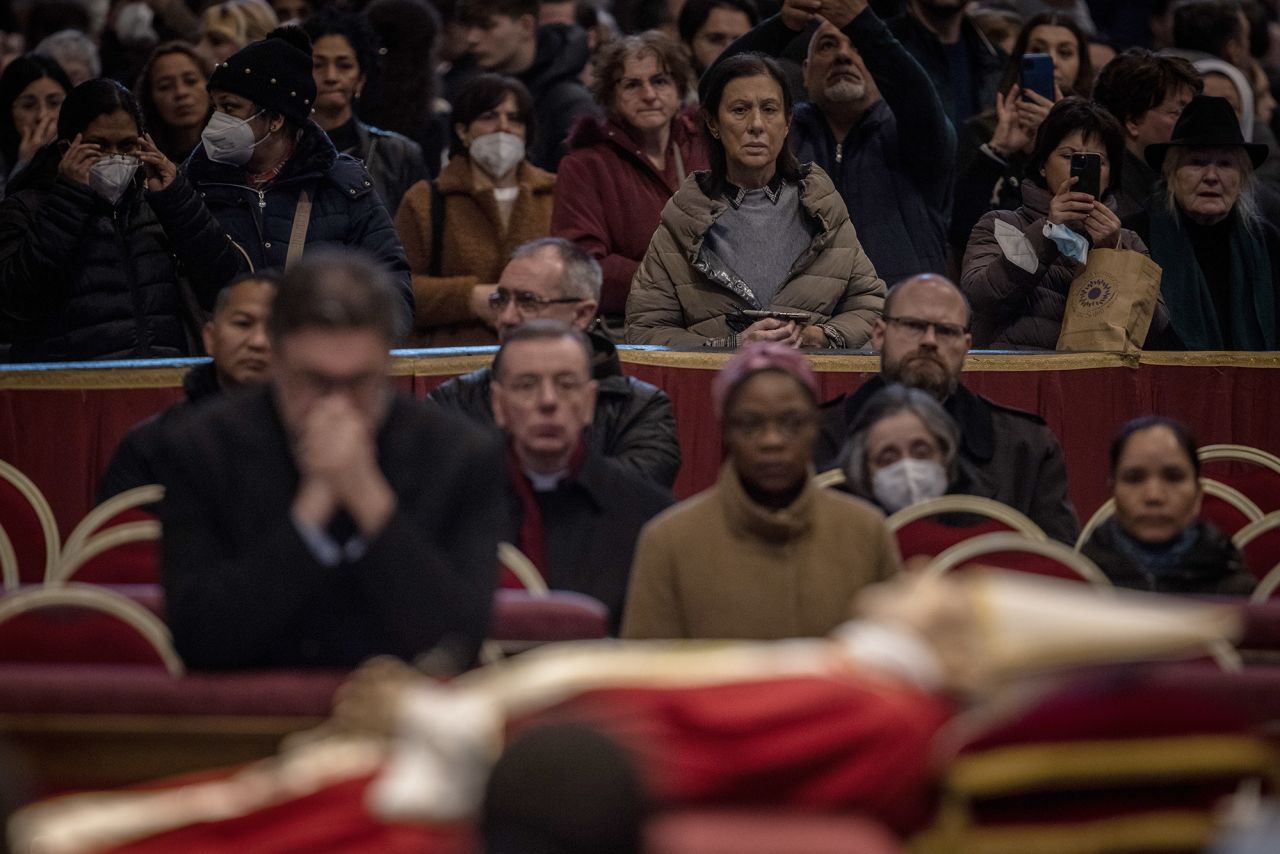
[200,0,279,51]
[1162,145,1261,230]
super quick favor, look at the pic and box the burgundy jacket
[552,110,708,318]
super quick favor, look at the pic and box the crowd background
[1,0,1280,358]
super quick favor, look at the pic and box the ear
[201,321,216,356]
[491,381,509,429]
[356,72,367,98]
[1124,117,1142,142]
[571,299,598,331]
[455,123,470,148]
[870,318,886,352]
[582,379,598,426]
[519,12,537,36]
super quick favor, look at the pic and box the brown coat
[624,165,885,349]
[621,462,900,640]
[394,156,556,346]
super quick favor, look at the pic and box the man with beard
[815,274,1079,543]
[713,0,954,286]
[870,0,1004,127]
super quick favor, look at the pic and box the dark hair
[269,248,400,342]
[57,79,145,143]
[450,72,535,155]
[302,7,379,78]
[998,11,1095,97]
[23,2,90,50]
[592,31,695,113]
[1026,97,1125,194]
[1109,416,1201,479]
[215,269,283,313]
[677,0,759,45]
[1093,48,1203,129]
[699,53,800,198]
[1174,0,1246,59]
[492,318,593,381]
[0,54,72,166]
[136,42,213,163]
[457,0,537,26]
[360,0,440,143]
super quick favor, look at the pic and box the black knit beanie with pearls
[207,26,316,125]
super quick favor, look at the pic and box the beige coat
[621,462,900,640]
[624,165,885,349]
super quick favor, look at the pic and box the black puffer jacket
[185,120,413,335]
[0,146,239,362]
[519,24,597,171]
[1081,518,1257,596]
[428,330,681,488]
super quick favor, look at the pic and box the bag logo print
[1074,276,1115,317]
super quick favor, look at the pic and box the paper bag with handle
[1056,243,1162,353]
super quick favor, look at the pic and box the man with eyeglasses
[158,249,504,670]
[491,320,672,631]
[431,237,680,488]
[816,273,1079,544]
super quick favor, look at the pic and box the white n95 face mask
[468,131,525,179]
[872,458,948,513]
[88,154,140,204]
[201,110,266,166]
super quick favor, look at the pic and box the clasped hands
[781,0,868,31]
[292,396,397,539]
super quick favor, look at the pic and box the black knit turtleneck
[1181,208,1234,344]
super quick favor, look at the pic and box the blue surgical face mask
[201,109,267,166]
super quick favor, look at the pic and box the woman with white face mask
[0,78,240,361]
[839,384,958,514]
[393,74,554,347]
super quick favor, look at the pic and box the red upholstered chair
[1199,444,1280,515]
[886,496,1048,561]
[925,532,1112,586]
[1236,511,1280,589]
[0,585,183,674]
[0,459,60,586]
[47,485,163,586]
[915,665,1278,854]
[1075,478,1263,551]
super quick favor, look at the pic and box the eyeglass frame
[487,288,585,314]
[882,314,970,342]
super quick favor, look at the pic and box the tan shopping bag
[1056,247,1162,353]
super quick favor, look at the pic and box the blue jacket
[718,10,955,287]
[185,120,413,336]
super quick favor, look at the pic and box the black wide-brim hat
[1145,94,1269,171]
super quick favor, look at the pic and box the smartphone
[1070,152,1102,199]
[741,310,811,323]
[1020,53,1055,102]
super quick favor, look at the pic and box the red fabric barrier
[4,353,1280,538]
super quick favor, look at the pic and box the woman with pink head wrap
[622,342,901,640]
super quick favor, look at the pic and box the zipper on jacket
[834,142,843,164]
[114,206,149,354]
[257,189,266,209]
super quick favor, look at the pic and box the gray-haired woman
[1124,94,1279,350]
[839,384,960,513]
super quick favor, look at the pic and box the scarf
[1147,206,1276,350]
[504,441,587,588]
[1110,519,1201,579]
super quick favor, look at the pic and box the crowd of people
[1,0,1279,356]
[0,0,1275,667]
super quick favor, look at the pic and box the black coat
[96,361,222,503]
[0,148,239,361]
[817,376,1080,544]
[1081,519,1256,595]
[339,118,428,220]
[158,386,504,670]
[519,24,598,171]
[503,450,672,632]
[185,120,413,336]
[428,331,681,489]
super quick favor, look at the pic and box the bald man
[817,274,1079,543]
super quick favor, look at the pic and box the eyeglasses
[724,411,816,439]
[496,374,590,403]
[487,289,583,314]
[617,73,675,96]
[883,315,968,342]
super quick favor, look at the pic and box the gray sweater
[704,180,815,307]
